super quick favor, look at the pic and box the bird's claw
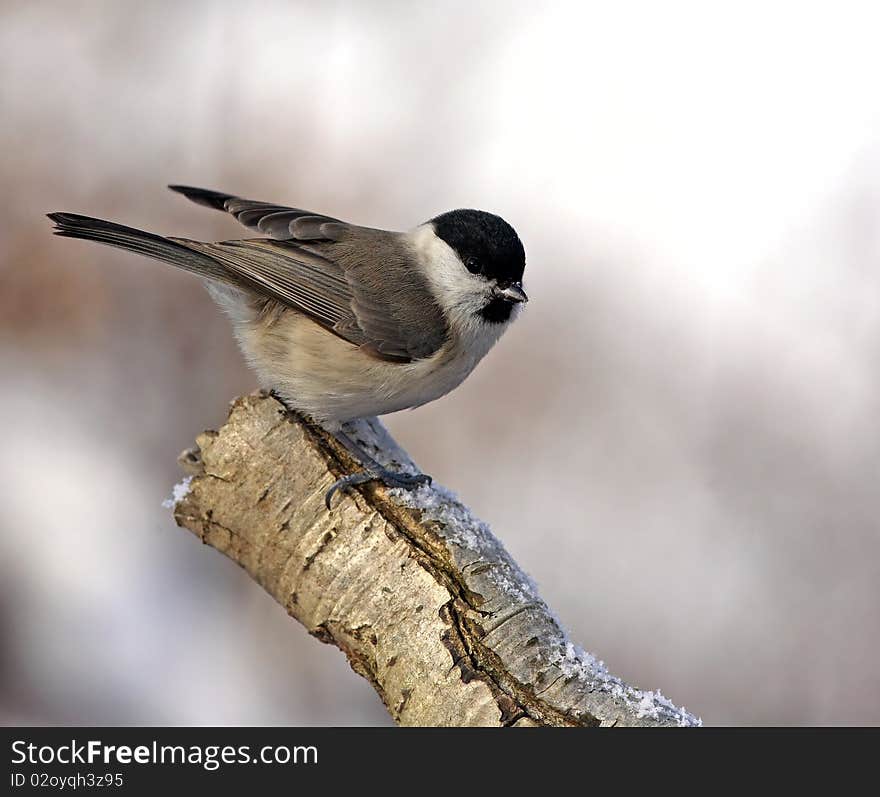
[325,468,431,510]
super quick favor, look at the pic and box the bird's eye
[464,256,481,274]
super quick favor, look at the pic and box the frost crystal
[390,481,487,552]
[548,640,702,726]
[162,475,192,509]
[368,416,701,726]
[389,481,539,603]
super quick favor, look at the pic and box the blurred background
[1,0,879,726]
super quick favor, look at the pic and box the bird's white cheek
[407,224,488,314]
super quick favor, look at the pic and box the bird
[48,185,528,507]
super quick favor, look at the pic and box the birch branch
[170,392,699,727]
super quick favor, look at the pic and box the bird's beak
[495,281,529,304]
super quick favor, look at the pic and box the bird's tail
[47,212,233,283]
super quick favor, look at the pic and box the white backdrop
[1,0,878,725]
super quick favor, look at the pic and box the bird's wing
[169,184,346,241]
[169,186,448,362]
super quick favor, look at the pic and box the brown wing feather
[169,185,448,362]
[168,185,343,241]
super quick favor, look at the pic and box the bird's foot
[268,389,297,417]
[325,466,431,510]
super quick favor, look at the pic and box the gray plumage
[51,187,448,363]
[48,184,530,505]
[48,185,526,434]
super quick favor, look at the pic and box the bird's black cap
[430,209,525,287]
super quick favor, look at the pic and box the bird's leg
[325,427,431,509]
[264,391,430,508]
[268,389,297,415]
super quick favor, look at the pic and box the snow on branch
[170,392,699,727]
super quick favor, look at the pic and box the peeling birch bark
[171,392,699,727]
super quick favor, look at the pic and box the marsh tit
[49,185,528,506]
